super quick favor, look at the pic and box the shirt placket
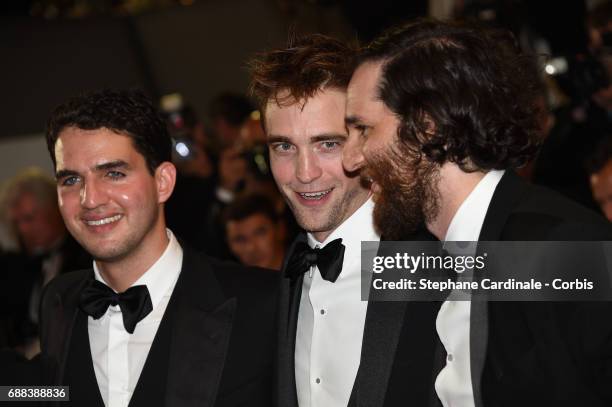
[308,268,328,406]
[107,305,130,407]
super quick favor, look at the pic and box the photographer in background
[533,1,612,209]
[209,92,256,146]
[162,96,218,253]
[164,92,295,259]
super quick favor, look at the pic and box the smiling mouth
[298,189,332,200]
[83,214,123,226]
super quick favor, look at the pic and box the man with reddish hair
[249,35,379,407]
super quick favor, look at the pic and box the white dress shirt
[88,229,183,407]
[295,198,379,407]
[435,170,504,407]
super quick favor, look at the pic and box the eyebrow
[55,160,130,179]
[267,133,347,144]
[267,135,291,144]
[313,134,347,145]
[55,169,79,180]
[94,160,130,172]
[345,115,363,126]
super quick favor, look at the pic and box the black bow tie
[79,280,153,334]
[285,238,345,283]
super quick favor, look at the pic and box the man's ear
[422,112,437,137]
[155,162,177,204]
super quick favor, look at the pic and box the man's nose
[342,133,367,173]
[80,179,108,208]
[296,150,323,184]
[16,219,34,238]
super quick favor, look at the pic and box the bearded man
[343,19,612,407]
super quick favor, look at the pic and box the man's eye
[254,226,270,236]
[321,141,341,150]
[355,124,369,136]
[232,236,247,244]
[61,176,79,186]
[271,143,294,153]
[107,171,125,179]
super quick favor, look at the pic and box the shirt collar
[307,197,380,251]
[93,229,184,310]
[444,170,505,242]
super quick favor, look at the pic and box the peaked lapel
[351,300,409,407]
[41,270,93,387]
[277,234,306,407]
[350,237,416,407]
[471,171,527,407]
[165,248,237,407]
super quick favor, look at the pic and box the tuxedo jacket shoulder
[482,170,612,240]
[478,171,612,407]
[39,247,278,407]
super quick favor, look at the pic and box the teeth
[299,190,331,200]
[85,214,122,226]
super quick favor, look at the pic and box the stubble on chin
[284,187,363,237]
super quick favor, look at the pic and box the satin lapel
[284,234,307,331]
[43,271,92,386]
[277,234,306,407]
[471,171,526,407]
[165,249,236,407]
[352,300,408,407]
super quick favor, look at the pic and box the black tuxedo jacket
[0,235,90,348]
[276,228,440,407]
[277,171,612,407]
[475,171,612,407]
[38,247,278,407]
[276,234,305,407]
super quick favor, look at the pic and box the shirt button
[447,353,453,362]
[315,378,321,384]
[320,309,326,315]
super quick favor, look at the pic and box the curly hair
[361,19,544,171]
[46,88,171,175]
[248,34,357,116]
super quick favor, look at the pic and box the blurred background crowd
[2,0,612,358]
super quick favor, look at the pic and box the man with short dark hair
[40,88,277,407]
[249,35,379,407]
[344,19,612,407]
[224,194,286,270]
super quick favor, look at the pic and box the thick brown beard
[365,145,440,240]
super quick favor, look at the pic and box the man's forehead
[55,129,139,171]
[265,87,346,111]
[264,88,347,135]
[10,192,37,211]
[229,213,273,231]
[349,62,383,93]
[593,160,612,185]
[346,62,386,119]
